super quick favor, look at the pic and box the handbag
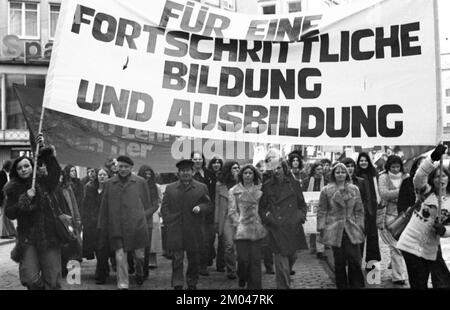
[46,192,77,245]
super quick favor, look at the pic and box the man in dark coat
[259,158,308,289]
[98,155,156,290]
[161,159,211,290]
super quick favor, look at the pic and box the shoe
[199,269,210,276]
[216,267,225,272]
[174,285,183,290]
[129,267,135,274]
[310,248,317,254]
[187,285,197,290]
[265,268,275,275]
[388,262,392,269]
[393,280,406,285]
[135,275,144,286]
[149,265,157,270]
[317,252,325,260]
[95,279,106,285]
[290,270,296,275]
[227,273,237,280]
[238,279,246,288]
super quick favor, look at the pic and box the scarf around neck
[388,171,402,189]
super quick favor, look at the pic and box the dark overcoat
[161,180,211,252]
[259,177,308,256]
[81,182,102,259]
[98,174,155,251]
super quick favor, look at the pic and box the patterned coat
[317,183,365,247]
[228,183,267,241]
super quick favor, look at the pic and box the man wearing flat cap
[161,159,211,290]
[98,155,157,289]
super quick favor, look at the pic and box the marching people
[207,156,224,272]
[60,169,83,277]
[104,158,118,176]
[161,159,211,290]
[378,155,408,285]
[81,167,97,186]
[259,158,308,289]
[4,135,70,289]
[0,159,16,239]
[98,155,156,289]
[355,152,381,270]
[62,165,84,209]
[320,158,332,183]
[229,164,266,289]
[214,161,240,279]
[191,151,215,276]
[397,145,450,288]
[137,165,161,277]
[81,168,112,284]
[317,163,365,288]
[303,161,327,259]
[288,150,307,186]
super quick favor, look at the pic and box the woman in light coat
[317,163,365,288]
[229,164,266,289]
[378,155,408,285]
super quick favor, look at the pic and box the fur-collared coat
[259,177,308,255]
[228,183,267,241]
[4,147,70,250]
[161,180,211,252]
[317,183,365,247]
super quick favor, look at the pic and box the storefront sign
[0,35,52,63]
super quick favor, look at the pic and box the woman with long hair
[229,164,266,289]
[82,168,111,283]
[4,140,70,289]
[355,152,381,269]
[397,145,450,288]
[214,160,240,279]
[317,163,365,288]
[137,165,161,279]
[62,165,84,210]
[378,155,408,285]
[302,161,327,259]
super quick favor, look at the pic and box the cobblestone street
[2,235,450,290]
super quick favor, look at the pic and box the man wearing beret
[98,155,157,289]
[161,159,211,290]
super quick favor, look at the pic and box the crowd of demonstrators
[0,160,16,239]
[6,139,450,291]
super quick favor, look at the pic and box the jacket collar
[111,174,138,184]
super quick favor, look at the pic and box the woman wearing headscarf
[355,152,381,269]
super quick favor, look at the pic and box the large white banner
[44,0,441,146]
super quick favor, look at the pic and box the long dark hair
[137,165,158,199]
[220,161,239,189]
[190,151,206,170]
[384,155,404,174]
[356,152,378,177]
[238,164,261,185]
[309,161,323,178]
[207,156,223,174]
[62,164,76,186]
[9,156,34,181]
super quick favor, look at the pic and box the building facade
[0,0,61,163]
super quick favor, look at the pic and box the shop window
[49,3,60,39]
[288,1,302,12]
[8,1,40,39]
